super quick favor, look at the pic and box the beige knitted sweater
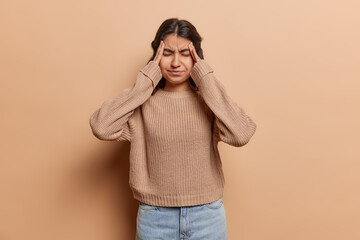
[89,59,257,207]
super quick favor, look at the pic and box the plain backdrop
[1,0,359,239]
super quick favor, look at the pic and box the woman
[89,18,257,240]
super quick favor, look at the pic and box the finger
[156,41,162,57]
[191,43,199,62]
[193,45,200,62]
[190,42,198,62]
[155,41,164,62]
[159,40,164,55]
[188,42,195,62]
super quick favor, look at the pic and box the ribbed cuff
[190,59,214,87]
[139,61,163,88]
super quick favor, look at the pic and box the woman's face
[159,33,194,86]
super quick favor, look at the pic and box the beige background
[1,0,359,239]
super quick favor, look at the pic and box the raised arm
[89,60,162,141]
[89,41,165,141]
[190,59,256,147]
[187,42,256,147]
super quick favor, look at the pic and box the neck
[163,79,192,92]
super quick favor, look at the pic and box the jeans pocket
[139,202,158,211]
[204,198,223,209]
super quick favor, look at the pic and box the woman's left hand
[188,42,201,63]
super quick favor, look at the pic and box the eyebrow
[164,48,190,53]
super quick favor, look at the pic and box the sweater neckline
[155,88,196,98]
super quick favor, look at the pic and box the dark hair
[148,18,204,90]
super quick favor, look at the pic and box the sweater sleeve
[190,59,257,147]
[89,60,162,141]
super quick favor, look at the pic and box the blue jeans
[136,198,228,240]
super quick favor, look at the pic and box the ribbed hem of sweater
[131,185,224,207]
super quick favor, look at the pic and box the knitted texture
[89,59,257,207]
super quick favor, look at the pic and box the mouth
[168,70,183,76]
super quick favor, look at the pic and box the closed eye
[163,53,190,57]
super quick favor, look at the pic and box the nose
[171,53,180,68]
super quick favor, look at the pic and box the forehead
[163,34,191,49]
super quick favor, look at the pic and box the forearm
[190,59,257,146]
[89,61,162,140]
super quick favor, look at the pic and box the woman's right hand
[153,40,165,65]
